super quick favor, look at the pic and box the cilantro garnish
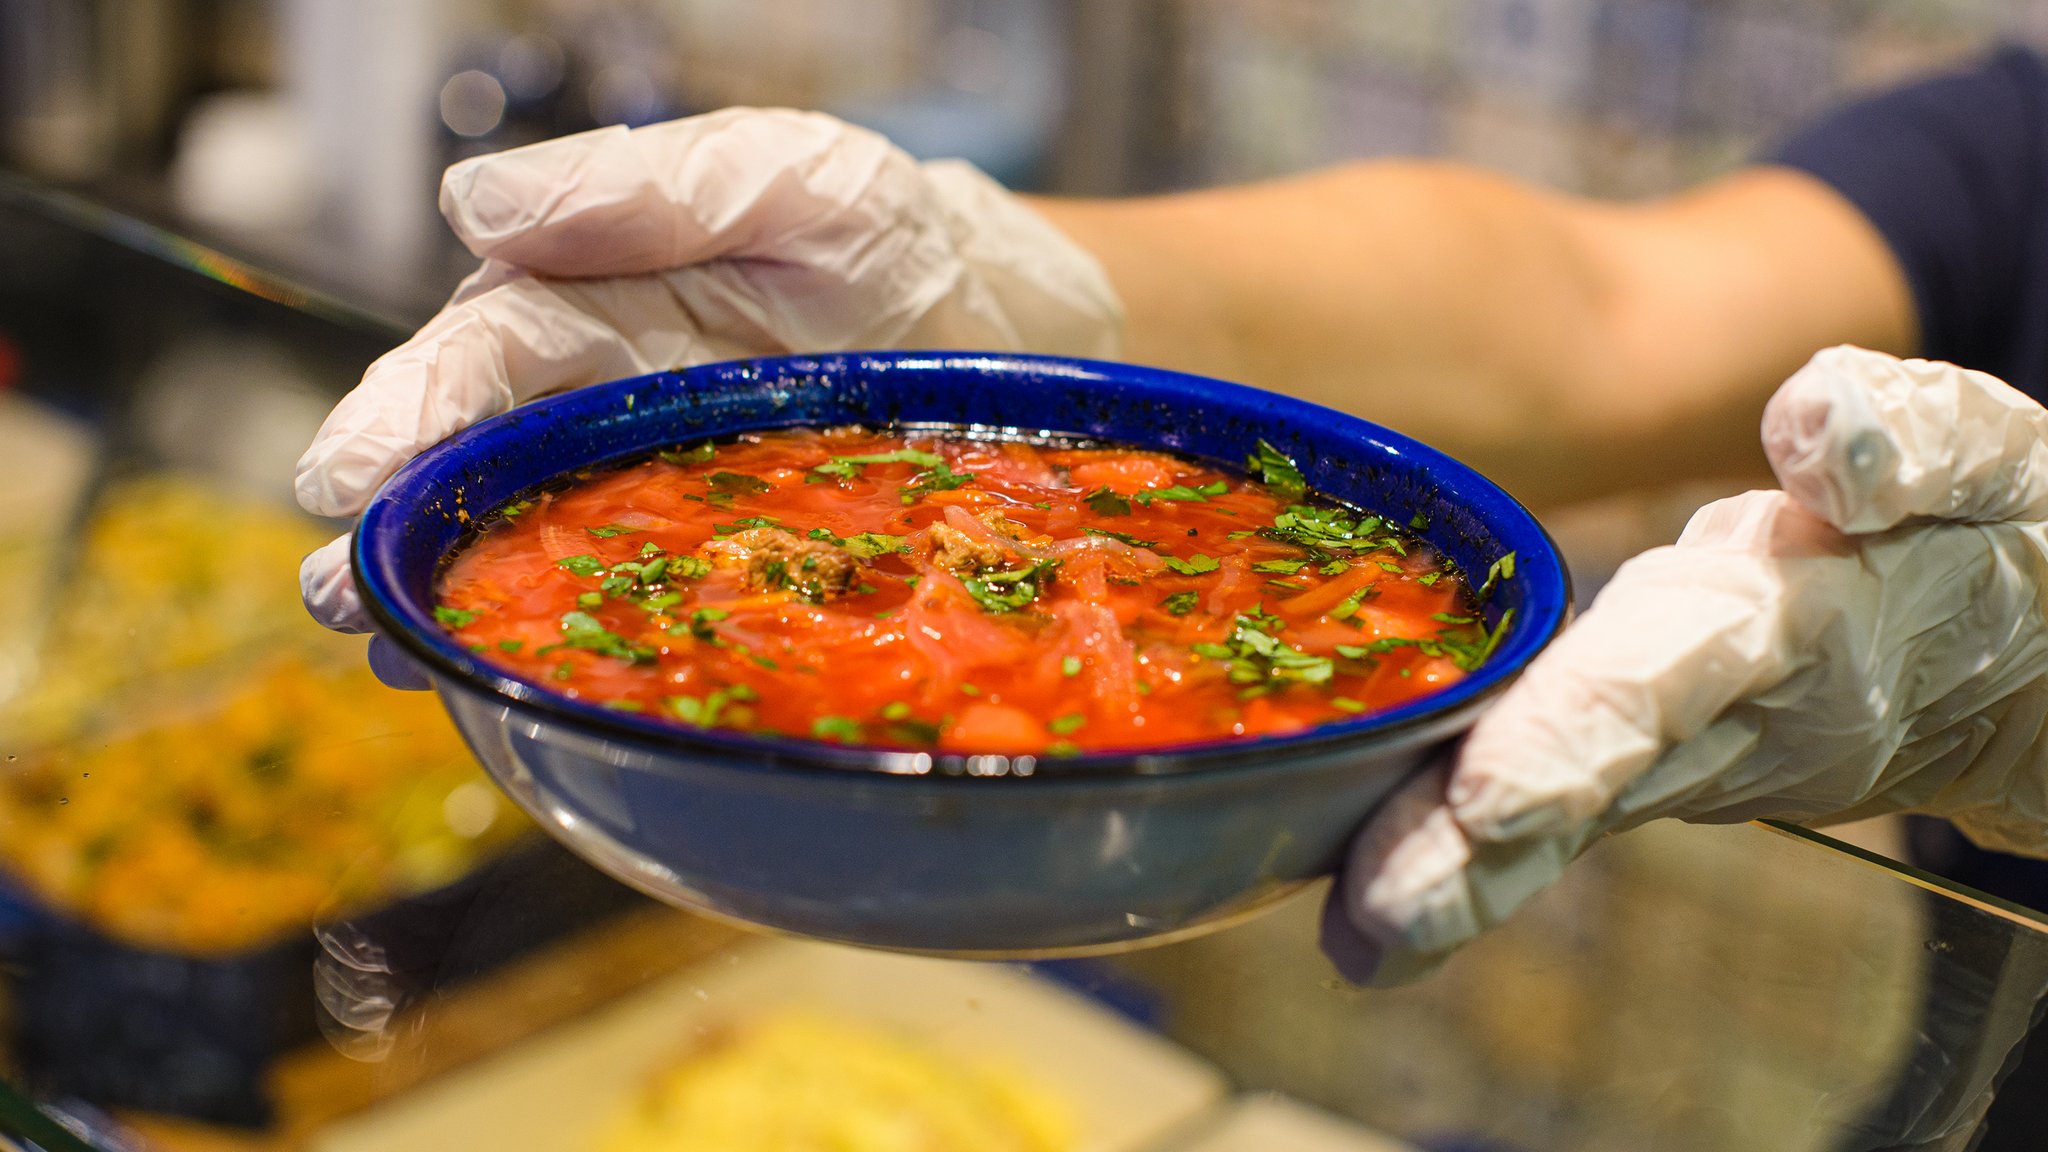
[1048,713,1087,736]
[603,700,643,712]
[807,528,910,559]
[669,606,730,643]
[558,554,606,577]
[1192,614,1334,687]
[1331,586,1373,621]
[706,472,771,505]
[885,717,945,744]
[1417,571,1442,586]
[963,559,1059,614]
[880,701,913,721]
[500,500,534,519]
[1084,487,1132,517]
[1320,559,1351,575]
[667,688,745,728]
[813,715,863,743]
[498,639,524,653]
[901,461,977,503]
[1409,512,1430,530]
[1432,613,1475,624]
[1332,697,1367,714]
[1162,553,1220,575]
[811,448,945,481]
[1160,590,1200,616]
[1082,526,1159,548]
[1259,505,1384,554]
[1135,481,1229,505]
[587,523,640,538]
[434,606,479,628]
[713,516,782,536]
[1253,559,1306,575]
[544,610,657,663]
[1478,552,1518,600]
[1061,656,1083,677]
[1245,440,1306,499]
[1334,607,1512,673]
[577,591,603,609]
[659,441,716,466]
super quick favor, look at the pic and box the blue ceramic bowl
[355,353,1570,956]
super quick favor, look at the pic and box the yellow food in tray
[0,476,527,954]
[595,1012,1073,1152]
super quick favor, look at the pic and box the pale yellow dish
[595,1012,1073,1152]
[0,476,527,954]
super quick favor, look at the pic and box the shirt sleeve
[1772,45,2048,378]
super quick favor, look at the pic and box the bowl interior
[354,352,1571,775]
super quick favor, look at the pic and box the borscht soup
[432,428,1513,755]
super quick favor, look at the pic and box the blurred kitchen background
[4,0,2033,319]
[7,5,2048,1152]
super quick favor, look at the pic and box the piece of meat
[930,522,1014,575]
[929,506,1051,576]
[704,527,863,601]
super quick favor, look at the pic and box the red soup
[433,428,1512,755]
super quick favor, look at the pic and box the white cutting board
[314,938,1227,1152]
[1173,1093,1421,1152]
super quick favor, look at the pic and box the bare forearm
[1034,163,1913,506]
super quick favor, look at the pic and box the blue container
[355,353,1571,956]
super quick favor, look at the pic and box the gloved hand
[1324,345,2048,983]
[295,107,1123,661]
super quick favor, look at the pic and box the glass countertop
[0,173,2044,1152]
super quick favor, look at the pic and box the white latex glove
[1324,345,2048,983]
[295,107,1123,644]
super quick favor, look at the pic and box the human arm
[1035,163,1915,506]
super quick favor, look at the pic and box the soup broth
[433,428,1510,755]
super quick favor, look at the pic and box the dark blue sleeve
[1773,46,2048,387]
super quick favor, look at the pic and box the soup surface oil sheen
[433,428,1512,755]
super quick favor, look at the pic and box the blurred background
[6,3,2048,1152]
[4,0,2036,318]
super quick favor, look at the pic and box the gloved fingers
[438,108,934,280]
[1449,490,1835,843]
[303,532,431,688]
[1763,345,2048,533]
[302,534,370,633]
[294,271,732,519]
[1333,759,1480,962]
[368,634,433,691]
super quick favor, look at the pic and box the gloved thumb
[1762,345,2048,533]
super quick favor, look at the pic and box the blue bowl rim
[355,351,1572,781]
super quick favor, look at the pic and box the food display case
[3,173,2048,1152]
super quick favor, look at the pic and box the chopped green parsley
[1083,487,1132,517]
[963,559,1059,614]
[1135,481,1229,505]
[1082,526,1159,548]
[1245,440,1306,499]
